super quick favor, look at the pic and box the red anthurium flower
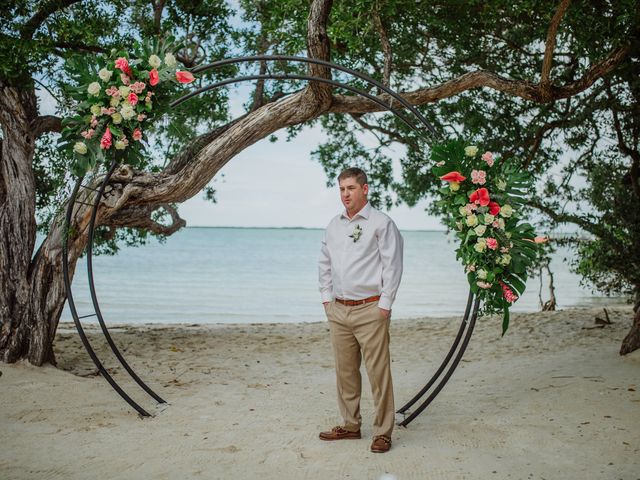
[175,71,195,84]
[440,171,466,183]
[488,201,501,216]
[149,68,159,86]
[469,187,490,206]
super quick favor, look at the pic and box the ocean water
[59,227,607,325]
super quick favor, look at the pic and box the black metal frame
[62,54,478,424]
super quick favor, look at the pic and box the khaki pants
[326,300,394,438]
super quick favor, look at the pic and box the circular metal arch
[62,55,478,423]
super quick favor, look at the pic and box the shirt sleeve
[377,218,404,310]
[318,229,333,303]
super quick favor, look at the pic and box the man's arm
[318,231,333,304]
[377,218,404,311]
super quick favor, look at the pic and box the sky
[176,119,443,231]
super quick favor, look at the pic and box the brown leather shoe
[370,435,392,453]
[319,426,361,441]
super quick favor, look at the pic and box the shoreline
[1,305,638,479]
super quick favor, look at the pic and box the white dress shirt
[319,202,404,310]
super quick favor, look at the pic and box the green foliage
[429,139,542,332]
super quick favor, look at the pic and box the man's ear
[363,183,369,195]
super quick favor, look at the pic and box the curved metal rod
[398,295,481,427]
[397,289,474,414]
[86,160,166,404]
[62,175,151,417]
[171,74,420,133]
[187,54,441,138]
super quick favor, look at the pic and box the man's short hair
[338,167,368,186]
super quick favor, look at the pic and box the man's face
[339,176,369,215]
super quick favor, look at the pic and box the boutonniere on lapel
[349,224,363,243]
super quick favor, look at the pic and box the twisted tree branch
[541,0,572,90]
[328,42,631,113]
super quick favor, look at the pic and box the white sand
[1,305,639,479]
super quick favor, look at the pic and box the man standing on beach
[318,167,404,453]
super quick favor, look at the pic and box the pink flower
[130,81,146,94]
[469,187,491,206]
[482,151,494,167]
[132,128,143,141]
[440,171,467,183]
[101,107,115,115]
[477,281,492,289]
[128,92,139,106]
[114,57,133,76]
[106,86,120,97]
[81,129,95,139]
[464,203,477,215]
[471,169,486,185]
[137,113,146,122]
[175,70,195,84]
[100,127,112,150]
[492,221,499,228]
[486,238,498,250]
[524,236,550,244]
[500,246,510,253]
[90,116,98,128]
[500,281,518,303]
[149,68,159,86]
[465,264,476,273]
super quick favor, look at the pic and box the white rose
[111,112,123,124]
[499,254,512,266]
[464,146,478,157]
[465,214,478,227]
[474,225,486,236]
[109,96,120,107]
[498,218,506,230]
[164,52,177,67]
[90,104,102,116]
[120,104,136,120]
[98,68,113,82]
[450,182,460,191]
[87,82,101,96]
[483,214,495,225]
[459,206,468,216]
[148,54,162,69]
[500,205,514,217]
[477,269,488,279]
[73,142,88,154]
[118,85,131,98]
[474,238,487,253]
[115,140,127,150]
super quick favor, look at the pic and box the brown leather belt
[335,295,381,306]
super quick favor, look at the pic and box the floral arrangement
[431,140,546,334]
[58,39,195,175]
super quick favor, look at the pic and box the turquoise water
[59,227,606,324]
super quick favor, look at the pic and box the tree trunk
[0,82,88,366]
[0,83,40,363]
[620,299,640,356]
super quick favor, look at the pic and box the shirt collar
[341,202,371,221]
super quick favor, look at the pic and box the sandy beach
[1,305,639,480]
